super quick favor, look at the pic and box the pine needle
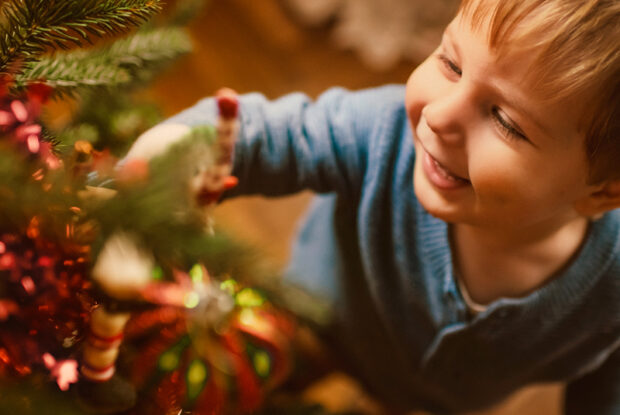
[106,26,192,67]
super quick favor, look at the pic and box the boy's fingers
[216,87,239,119]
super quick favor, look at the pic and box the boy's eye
[491,106,527,141]
[437,54,462,77]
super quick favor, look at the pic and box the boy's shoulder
[328,84,408,134]
[352,84,405,107]
[318,84,405,112]
[584,210,620,309]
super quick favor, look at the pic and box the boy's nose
[423,86,472,142]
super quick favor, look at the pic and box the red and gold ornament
[125,265,297,415]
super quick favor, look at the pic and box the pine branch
[15,50,131,90]
[51,94,162,156]
[0,0,163,75]
[15,27,190,94]
[106,26,192,67]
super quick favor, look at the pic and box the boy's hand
[125,88,239,164]
[123,89,240,215]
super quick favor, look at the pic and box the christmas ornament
[125,265,298,415]
[77,231,154,413]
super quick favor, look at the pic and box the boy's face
[405,11,597,232]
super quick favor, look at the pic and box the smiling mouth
[433,156,468,182]
[422,149,470,189]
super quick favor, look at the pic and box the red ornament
[124,273,297,415]
[26,82,54,108]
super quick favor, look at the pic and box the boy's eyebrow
[443,26,460,59]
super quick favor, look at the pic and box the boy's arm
[224,87,383,198]
[564,347,620,415]
[131,85,404,198]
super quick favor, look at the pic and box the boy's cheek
[468,163,531,202]
[404,87,420,126]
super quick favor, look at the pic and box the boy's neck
[450,216,590,305]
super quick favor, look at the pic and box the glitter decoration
[0,83,59,169]
[20,276,35,294]
[42,353,79,391]
[0,231,93,378]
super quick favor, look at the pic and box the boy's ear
[575,180,620,217]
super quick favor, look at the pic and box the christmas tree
[0,1,331,414]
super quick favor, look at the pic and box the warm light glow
[158,351,179,371]
[27,135,40,153]
[184,292,200,309]
[21,276,35,294]
[189,264,204,283]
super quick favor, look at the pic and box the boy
[126,0,619,413]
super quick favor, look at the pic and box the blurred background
[141,1,562,413]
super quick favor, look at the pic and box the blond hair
[459,0,620,182]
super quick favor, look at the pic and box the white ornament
[124,123,191,161]
[91,232,154,300]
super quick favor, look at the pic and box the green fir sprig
[53,92,162,156]
[99,26,192,69]
[15,26,191,92]
[0,0,163,75]
[16,50,132,89]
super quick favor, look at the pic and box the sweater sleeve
[164,85,405,199]
[564,347,620,415]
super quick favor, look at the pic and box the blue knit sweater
[164,85,620,414]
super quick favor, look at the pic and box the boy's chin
[413,167,466,221]
[413,177,464,224]
[419,201,462,224]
